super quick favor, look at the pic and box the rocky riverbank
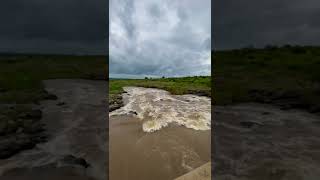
[0,105,46,159]
[0,79,107,180]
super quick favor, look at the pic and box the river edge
[2,79,319,180]
[109,86,211,180]
[0,79,108,180]
[110,86,320,180]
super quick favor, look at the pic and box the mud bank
[0,79,107,180]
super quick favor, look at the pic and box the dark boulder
[60,155,90,168]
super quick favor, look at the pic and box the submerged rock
[56,101,66,106]
[60,155,90,168]
[240,121,263,128]
[19,109,42,119]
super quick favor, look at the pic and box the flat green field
[110,76,211,96]
[109,76,212,106]
[213,46,320,110]
[0,55,107,103]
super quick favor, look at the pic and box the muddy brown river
[109,87,211,180]
[2,79,318,180]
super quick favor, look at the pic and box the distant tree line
[213,44,320,53]
[214,44,320,55]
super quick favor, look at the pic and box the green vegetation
[0,55,107,103]
[213,45,320,110]
[0,55,107,158]
[109,76,211,108]
[110,76,211,95]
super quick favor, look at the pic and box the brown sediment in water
[109,87,211,180]
[109,115,211,180]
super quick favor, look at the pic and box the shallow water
[109,87,211,180]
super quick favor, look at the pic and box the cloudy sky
[0,0,107,54]
[214,0,320,49]
[2,0,317,62]
[109,0,211,77]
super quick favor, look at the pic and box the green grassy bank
[0,55,107,103]
[109,76,212,111]
[0,55,107,151]
[213,46,320,111]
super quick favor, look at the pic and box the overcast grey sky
[109,0,211,77]
[2,0,317,59]
[213,0,320,49]
[0,0,107,54]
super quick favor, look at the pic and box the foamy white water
[110,87,211,132]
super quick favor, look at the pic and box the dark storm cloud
[110,0,211,77]
[213,0,320,49]
[0,0,107,54]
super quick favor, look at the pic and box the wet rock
[23,121,44,134]
[0,106,47,159]
[19,109,42,119]
[109,94,124,112]
[0,88,7,93]
[240,121,262,128]
[47,94,58,100]
[61,155,90,168]
[56,101,66,106]
[109,104,122,112]
[129,111,138,115]
[0,131,46,159]
[43,91,58,100]
[0,134,35,159]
